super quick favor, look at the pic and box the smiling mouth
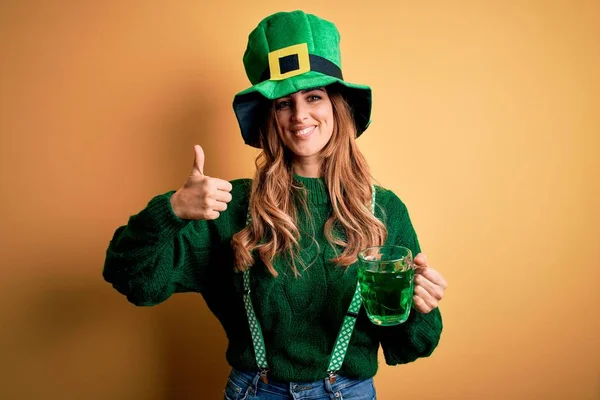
[292,126,316,137]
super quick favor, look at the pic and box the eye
[307,94,322,102]
[275,100,291,110]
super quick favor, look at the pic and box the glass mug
[357,245,417,326]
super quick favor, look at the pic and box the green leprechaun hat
[233,10,372,148]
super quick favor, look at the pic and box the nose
[291,101,308,122]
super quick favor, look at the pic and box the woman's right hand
[170,145,233,220]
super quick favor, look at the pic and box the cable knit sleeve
[102,179,251,307]
[375,188,444,365]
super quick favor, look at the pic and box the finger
[192,145,205,176]
[417,267,448,290]
[414,253,428,267]
[414,273,444,300]
[214,178,233,192]
[412,295,432,314]
[414,285,438,310]
[204,210,220,220]
[213,190,233,203]
[211,200,228,212]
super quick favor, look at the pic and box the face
[274,87,334,167]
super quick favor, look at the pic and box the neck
[292,158,322,178]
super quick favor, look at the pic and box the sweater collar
[293,174,330,205]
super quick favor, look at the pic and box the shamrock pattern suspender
[242,185,376,384]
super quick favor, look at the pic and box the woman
[103,10,447,399]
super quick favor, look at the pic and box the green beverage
[357,246,416,326]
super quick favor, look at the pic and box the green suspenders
[242,185,376,384]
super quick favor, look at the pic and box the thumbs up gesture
[170,145,233,220]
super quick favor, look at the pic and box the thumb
[192,144,205,176]
[414,253,428,266]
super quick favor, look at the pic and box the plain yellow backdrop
[0,1,598,399]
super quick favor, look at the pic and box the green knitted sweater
[103,175,443,382]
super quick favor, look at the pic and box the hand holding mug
[413,253,447,314]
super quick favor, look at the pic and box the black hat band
[259,44,343,83]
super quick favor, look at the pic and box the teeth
[294,126,315,136]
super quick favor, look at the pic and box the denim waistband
[227,368,374,398]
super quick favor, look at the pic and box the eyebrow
[275,87,325,103]
[300,87,325,94]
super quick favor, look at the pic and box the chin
[292,147,320,157]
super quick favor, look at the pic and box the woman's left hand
[412,253,447,314]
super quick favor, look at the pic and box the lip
[289,125,316,140]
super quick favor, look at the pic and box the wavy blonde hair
[231,88,387,276]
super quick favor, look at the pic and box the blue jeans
[223,368,377,400]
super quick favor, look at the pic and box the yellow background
[1,1,598,399]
